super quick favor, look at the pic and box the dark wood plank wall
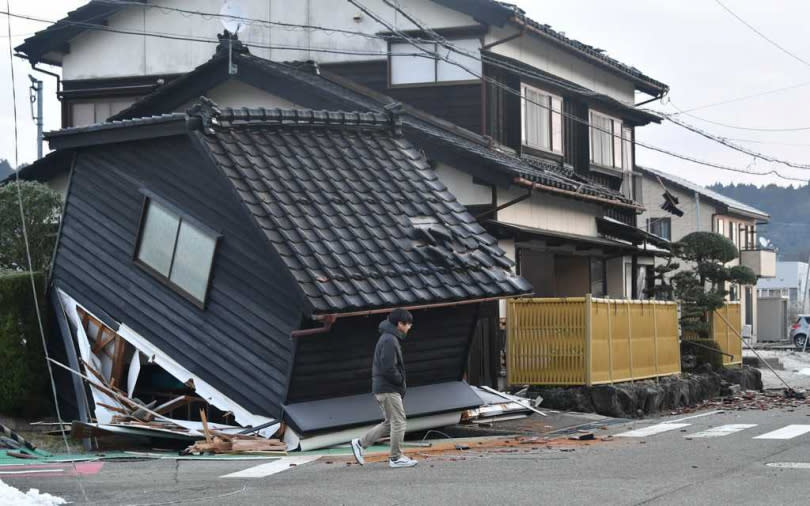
[51,136,307,419]
[287,303,479,403]
[322,60,483,135]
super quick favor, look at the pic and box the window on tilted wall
[520,84,563,154]
[389,38,481,85]
[589,110,631,171]
[135,197,219,306]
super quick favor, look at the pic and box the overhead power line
[671,79,810,115]
[4,4,807,182]
[351,0,808,183]
[714,0,810,69]
[659,112,810,170]
[669,102,810,132]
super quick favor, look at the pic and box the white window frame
[589,110,630,171]
[520,83,563,155]
[389,38,482,86]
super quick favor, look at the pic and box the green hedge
[0,272,50,416]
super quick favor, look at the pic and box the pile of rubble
[672,388,809,415]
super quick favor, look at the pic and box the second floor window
[389,38,481,85]
[521,84,563,154]
[135,198,219,306]
[648,217,671,240]
[590,111,632,171]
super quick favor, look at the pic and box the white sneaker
[350,438,365,465]
[389,455,418,468]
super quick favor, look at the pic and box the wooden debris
[183,435,287,455]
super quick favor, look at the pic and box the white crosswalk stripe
[220,456,320,479]
[754,425,810,440]
[615,423,691,438]
[688,424,757,438]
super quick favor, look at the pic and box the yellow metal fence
[712,303,743,366]
[507,295,681,386]
[680,302,743,366]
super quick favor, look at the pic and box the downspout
[695,191,701,231]
[31,63,61,96]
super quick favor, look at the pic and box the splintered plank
[200,409,213,444]
[144,396,200,422]
[110,336,128,388]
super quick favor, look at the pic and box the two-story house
[636,165,775,340]
[12,1,675,395]
[15,0,670,299]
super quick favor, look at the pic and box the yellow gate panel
[507,295,681,386]
[506,298,587,385]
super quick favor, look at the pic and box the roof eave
[46,116,190,150]
[508,15,668,97]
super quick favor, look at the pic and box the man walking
[351,309,417,468]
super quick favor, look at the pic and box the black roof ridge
[191,98,396,133]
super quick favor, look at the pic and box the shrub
[0,272,50,416]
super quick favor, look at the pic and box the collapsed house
[45,98,531,450]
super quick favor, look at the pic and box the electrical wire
[669,103,810,132]
[670,79,810,115]
[5,4,808,182]
[714,0,810,69]
[350,0,808,183]
[4,1,88,501]
[659,112,810,170]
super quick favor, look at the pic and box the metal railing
[507,295,681,386]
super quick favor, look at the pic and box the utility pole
[28,75,43,159]
[801,255,810,314]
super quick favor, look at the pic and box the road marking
[220,456,320,479]
[754,425,810,440]
[615,423,691,438]
[766,462,810,469]
[669,410,724,423]
[688,424,757,438]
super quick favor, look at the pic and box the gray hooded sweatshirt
[371,319,407,397]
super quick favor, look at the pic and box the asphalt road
[5,406,810,505]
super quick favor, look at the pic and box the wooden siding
[322,60,483,134]
[287,304,479,403]
[51,136,307,418]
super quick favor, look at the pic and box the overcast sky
[3,1,810,187]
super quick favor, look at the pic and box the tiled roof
[636,165,769,219]
[188,100,532,313]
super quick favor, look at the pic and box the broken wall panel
[59,290,279,435]
[50,137,307,419]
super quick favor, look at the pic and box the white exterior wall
[486,26,636,103]
[434,163,491,206]
[62,0,475,80]
[496,188,599,237]
[637,172,714,242]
